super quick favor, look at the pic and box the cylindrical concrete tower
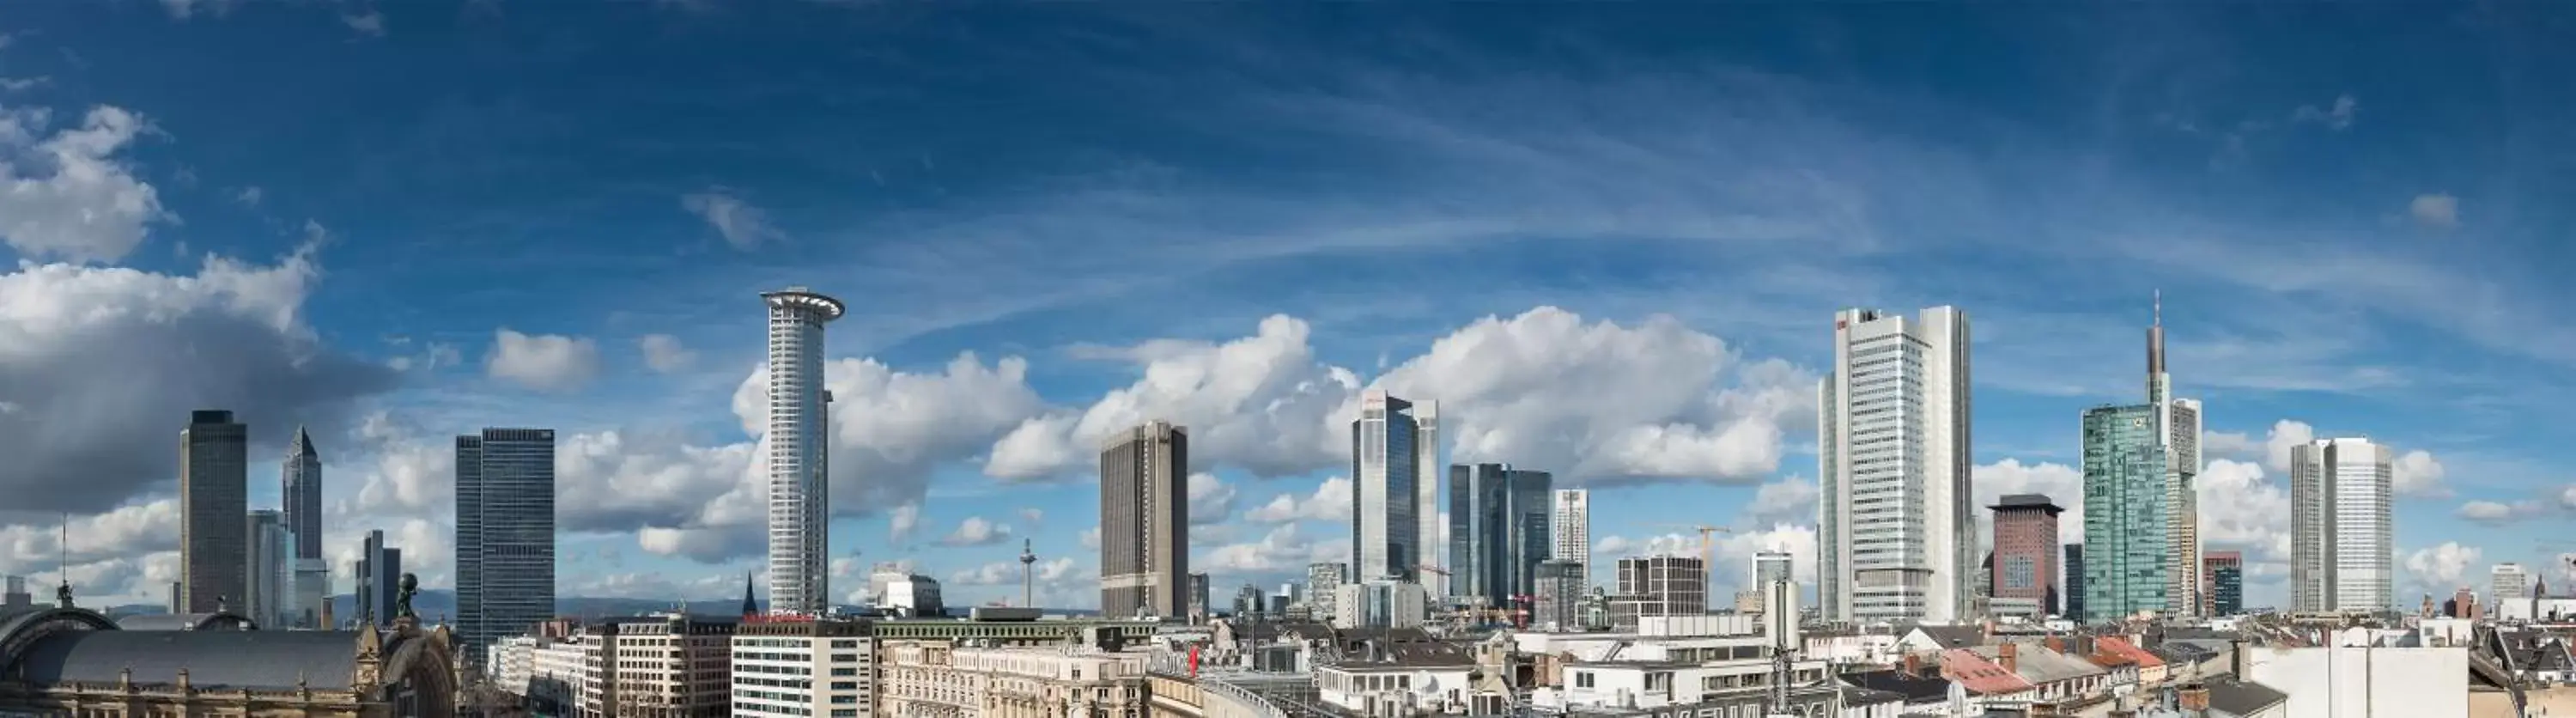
[762,286,846,616]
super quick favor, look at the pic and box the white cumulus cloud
[1243,477,1354,524]
[681,187,784,250]
[485,329,601,392]
[0,104,169,262]
[638,333,696,373]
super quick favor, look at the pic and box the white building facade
[732,618,875,718]
[1818,307,1973,624]
[1551,490,1589,562]
[2493,563,2532,606]
[2289,437,2394,613]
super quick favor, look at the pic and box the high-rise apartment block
[2290,437,2394,613]
[281,426,329,629]
[355,529,402,625]
[1612,555,1708,629]
[245,509,290,627]
[1818,307,1973,624]
[1551,490,1589,561]
[2495,563,2533,606]
[2204,551,2244,617]
[2082,404,2166,621]
[1099,421,1189,619]
[762,287,845,618]
[1988,495,2063,617]
[1352,390,1435,585]
[456,427,558,668]
[179,410,248,614]
[1447,463,1552,607]
[1305,563,1348,621]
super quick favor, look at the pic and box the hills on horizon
[101,589,1098,622]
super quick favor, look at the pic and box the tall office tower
[1306,563,1348,620]
[245,510,289,626]
[280,426,327,628]
[1817,307,1973,624]
[761,287,845,618]
[2290,437,2394,613]
[2081,404,2167,620]
[2204,551,2245,616]
[1186,572,1211,624]
[1352,390,1431,584]
[1532,560,1586,630]
[1988,495,2064,617]
[1751,550,1794,616]
[1413,401,1443,600]
[1100,421,1189,619]
[179,410,249,614]
[1447,463,1553,605]
[2063,545,2087,621]
[455,428,558,667]
[354,529,402,625]
[1552,490,1590,561]
[2137,297,2208,618]
[2494,563,2533,606]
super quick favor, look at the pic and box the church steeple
[741,570,758,618]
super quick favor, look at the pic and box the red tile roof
[1941,648,2035,696]
[2093,636,2165,668]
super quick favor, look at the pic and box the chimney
[2179,684,2212,714]
[1904,653,1922,677]
[2229,639,2247,678]
[2000,642,2020,674]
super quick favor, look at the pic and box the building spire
[2147,289,2167,376]
[2154,289,2162,328]
[293,424,317,456]
[741,570,757,618]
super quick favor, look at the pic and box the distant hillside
[112,591,1092,623]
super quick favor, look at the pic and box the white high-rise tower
[2289,437,2393,613]
[1817,307,1973,624]
[1551,490,1590,561]
[1414,401,1443,599]
[763,287,846,616]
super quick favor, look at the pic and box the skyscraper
[2204,551,2244,616]
[455,428,557,668]
[1352,390,1431,584]
[1100,421,1188,619]
[762,286,845,617]
[281,426,328,629]
[2290,437,2393,613]
[1817,307,1973,624]
[1306,562,1348,620]
[355,529,402,625]
[1988,495,2063,617]
[1186,572,1211,624]
[180,410,248,614]
[1413,401,1443,599]
[1552,490,1590,562]
[1446,463,1552,605]
[2494,563,2533,606]
[2082,404,2166,620]
[2064,544,2087,621]
[245,509,289,626]
[2148,296,2208,618]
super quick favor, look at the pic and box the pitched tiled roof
[2093,636,2164,668]
[1839,668,1953,703]
[1941,648,2034,696]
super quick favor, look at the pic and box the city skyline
[3,3,2573,614]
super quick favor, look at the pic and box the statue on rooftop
[397,573,419,620]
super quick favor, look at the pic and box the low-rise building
[732,616,877,718]
[0,595,459,716]
[880,639,1151,718]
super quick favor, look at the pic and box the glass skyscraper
[1446,463,1552,605]
[454,427,556,669]
[1352,390,1430,583]
[2081,404,2167,621]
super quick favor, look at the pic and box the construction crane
[1649,523,1736,574]
[2541,541,2576,570]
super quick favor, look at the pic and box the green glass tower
[2081,404,2166,621]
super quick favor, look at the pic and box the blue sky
[0,1,2570,612]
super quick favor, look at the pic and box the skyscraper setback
[1352,390,1434,584]
[179,410,248,614]
[1099,421,1188,619]
[2290,437,2394,613]
[1817,307,1973,624]
[762,286,845,617]
[454,428,557,668]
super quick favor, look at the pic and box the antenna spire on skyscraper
[2154,289,2163,327]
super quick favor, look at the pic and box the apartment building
[732,617,878,718]
[878,639,1151,718]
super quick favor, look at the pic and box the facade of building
[878,640,1149,718]
[2146,301,2207,620]
[455,427,559,667]
[2494,563,2533,606]
[1988,495,2063,618]
[355,529,402,626]
[2289,437,2394,613]
[880,573,944,618]
[1447,463,1553,607]
[731,618,875,718]
[0,598,459,716]
[1817,307,1973,624]
[1551,489,1590,562]
[1532,560,1586,631]
[282,426,327,630]
[1304,563,1347,621]
[2082,403,2166,621]
[245,509,291,628]
[1613,555,1708,627]
[1334,581,1429,629]
[2063,545,2087,621]
[1185,572,1210,624]
[1352,390,1433,585]
[1750,551,1793,617]
[762,287,845,618]
[180,410,249,615]
[2204,551,2245,616]
[1100,421,1189,620]
[1412,401,1443,601]
[563,614,738,717]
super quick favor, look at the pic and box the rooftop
[14,630,367,691]
[1989,494,2064,513]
